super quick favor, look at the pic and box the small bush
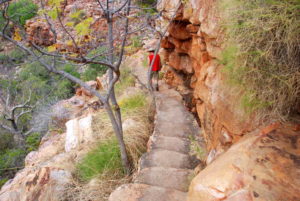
[0,133,14,151]
[0,178,8,188]
[64,64,81,78]
[76,138,123,182]
[26,132,41,152]
[9,49,26,64]
[220,0,300,120]
[0,0,38,26]
[0,54,10,64]
[135,0,157,14]
[0,149,25,176]
[82,47,108,81]
[131,36,143,48]
[82,64,107,81]
[0,49,26,66]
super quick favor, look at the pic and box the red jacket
[149,53,161,71]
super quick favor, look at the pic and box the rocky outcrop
[158,0,257,158]
[0,167,72,201]
[158,1,300,201]
[188,124,300,201]
[0,80,104,201]
[26,20,56,46]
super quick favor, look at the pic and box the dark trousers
[150,71,159,91]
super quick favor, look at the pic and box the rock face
[158,1,300,201]
[158,0,257,157]
[0,167,72,201]
[187,124,300,201]
[26,20,55,46]
[65,114,94,152]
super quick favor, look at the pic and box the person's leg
[154,71,159,91]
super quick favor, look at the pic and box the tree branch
[0,123,18,135]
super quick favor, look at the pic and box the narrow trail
[110,53,201,200]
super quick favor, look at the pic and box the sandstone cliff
[157,0,300,200]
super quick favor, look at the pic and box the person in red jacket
[148,49,161,91]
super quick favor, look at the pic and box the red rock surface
[158,0,256,152]
[187,124,300,201]
[158,1,300,201]
[26,20,55,46]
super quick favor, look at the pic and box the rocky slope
[0,81,102,200]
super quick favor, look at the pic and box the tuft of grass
[119,93,146,111]
[25,132,41,152]
[219,0,300,120]
[189,135,206,161]
[142,53,148,68]
[76,138,124,182]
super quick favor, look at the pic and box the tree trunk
[104,102,131,173]
[106,10,130,173]
[107,13,123,133]
[13,132,25,149]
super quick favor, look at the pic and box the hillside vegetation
[220,0,300,120]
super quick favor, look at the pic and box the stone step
[153,123,191,139]
[134,167,193,192]
[140,149,193,169]
[109,183,187,201]
[148,135,190,154]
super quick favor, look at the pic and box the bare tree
[0,84,34,148]
[0,0,149,173]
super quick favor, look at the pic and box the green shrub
[131,36,143,48]
[26,132,41,152]
[76,138,123,182]
[19,61,76,100]
[6,0,38,26]
[82,64,107,81]
[9,49,26,64]
[135,0,157,14]
[220,0,300,119]
[0,54,10,64]
[0,149,25,176]
[64,64,81,78]
[0,49,26,66]
[0,133,14,151]
[82,47,108,81]
[0,178,8,188]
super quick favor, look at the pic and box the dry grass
[60,171,131,201]
[60,91,153,201]
[220,0,300,121]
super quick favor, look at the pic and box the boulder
[0,167,72,201]
[65,114,94,152]
[187,124,300,201]
[25,132,65,167]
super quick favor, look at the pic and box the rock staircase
[109,87,201,201]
